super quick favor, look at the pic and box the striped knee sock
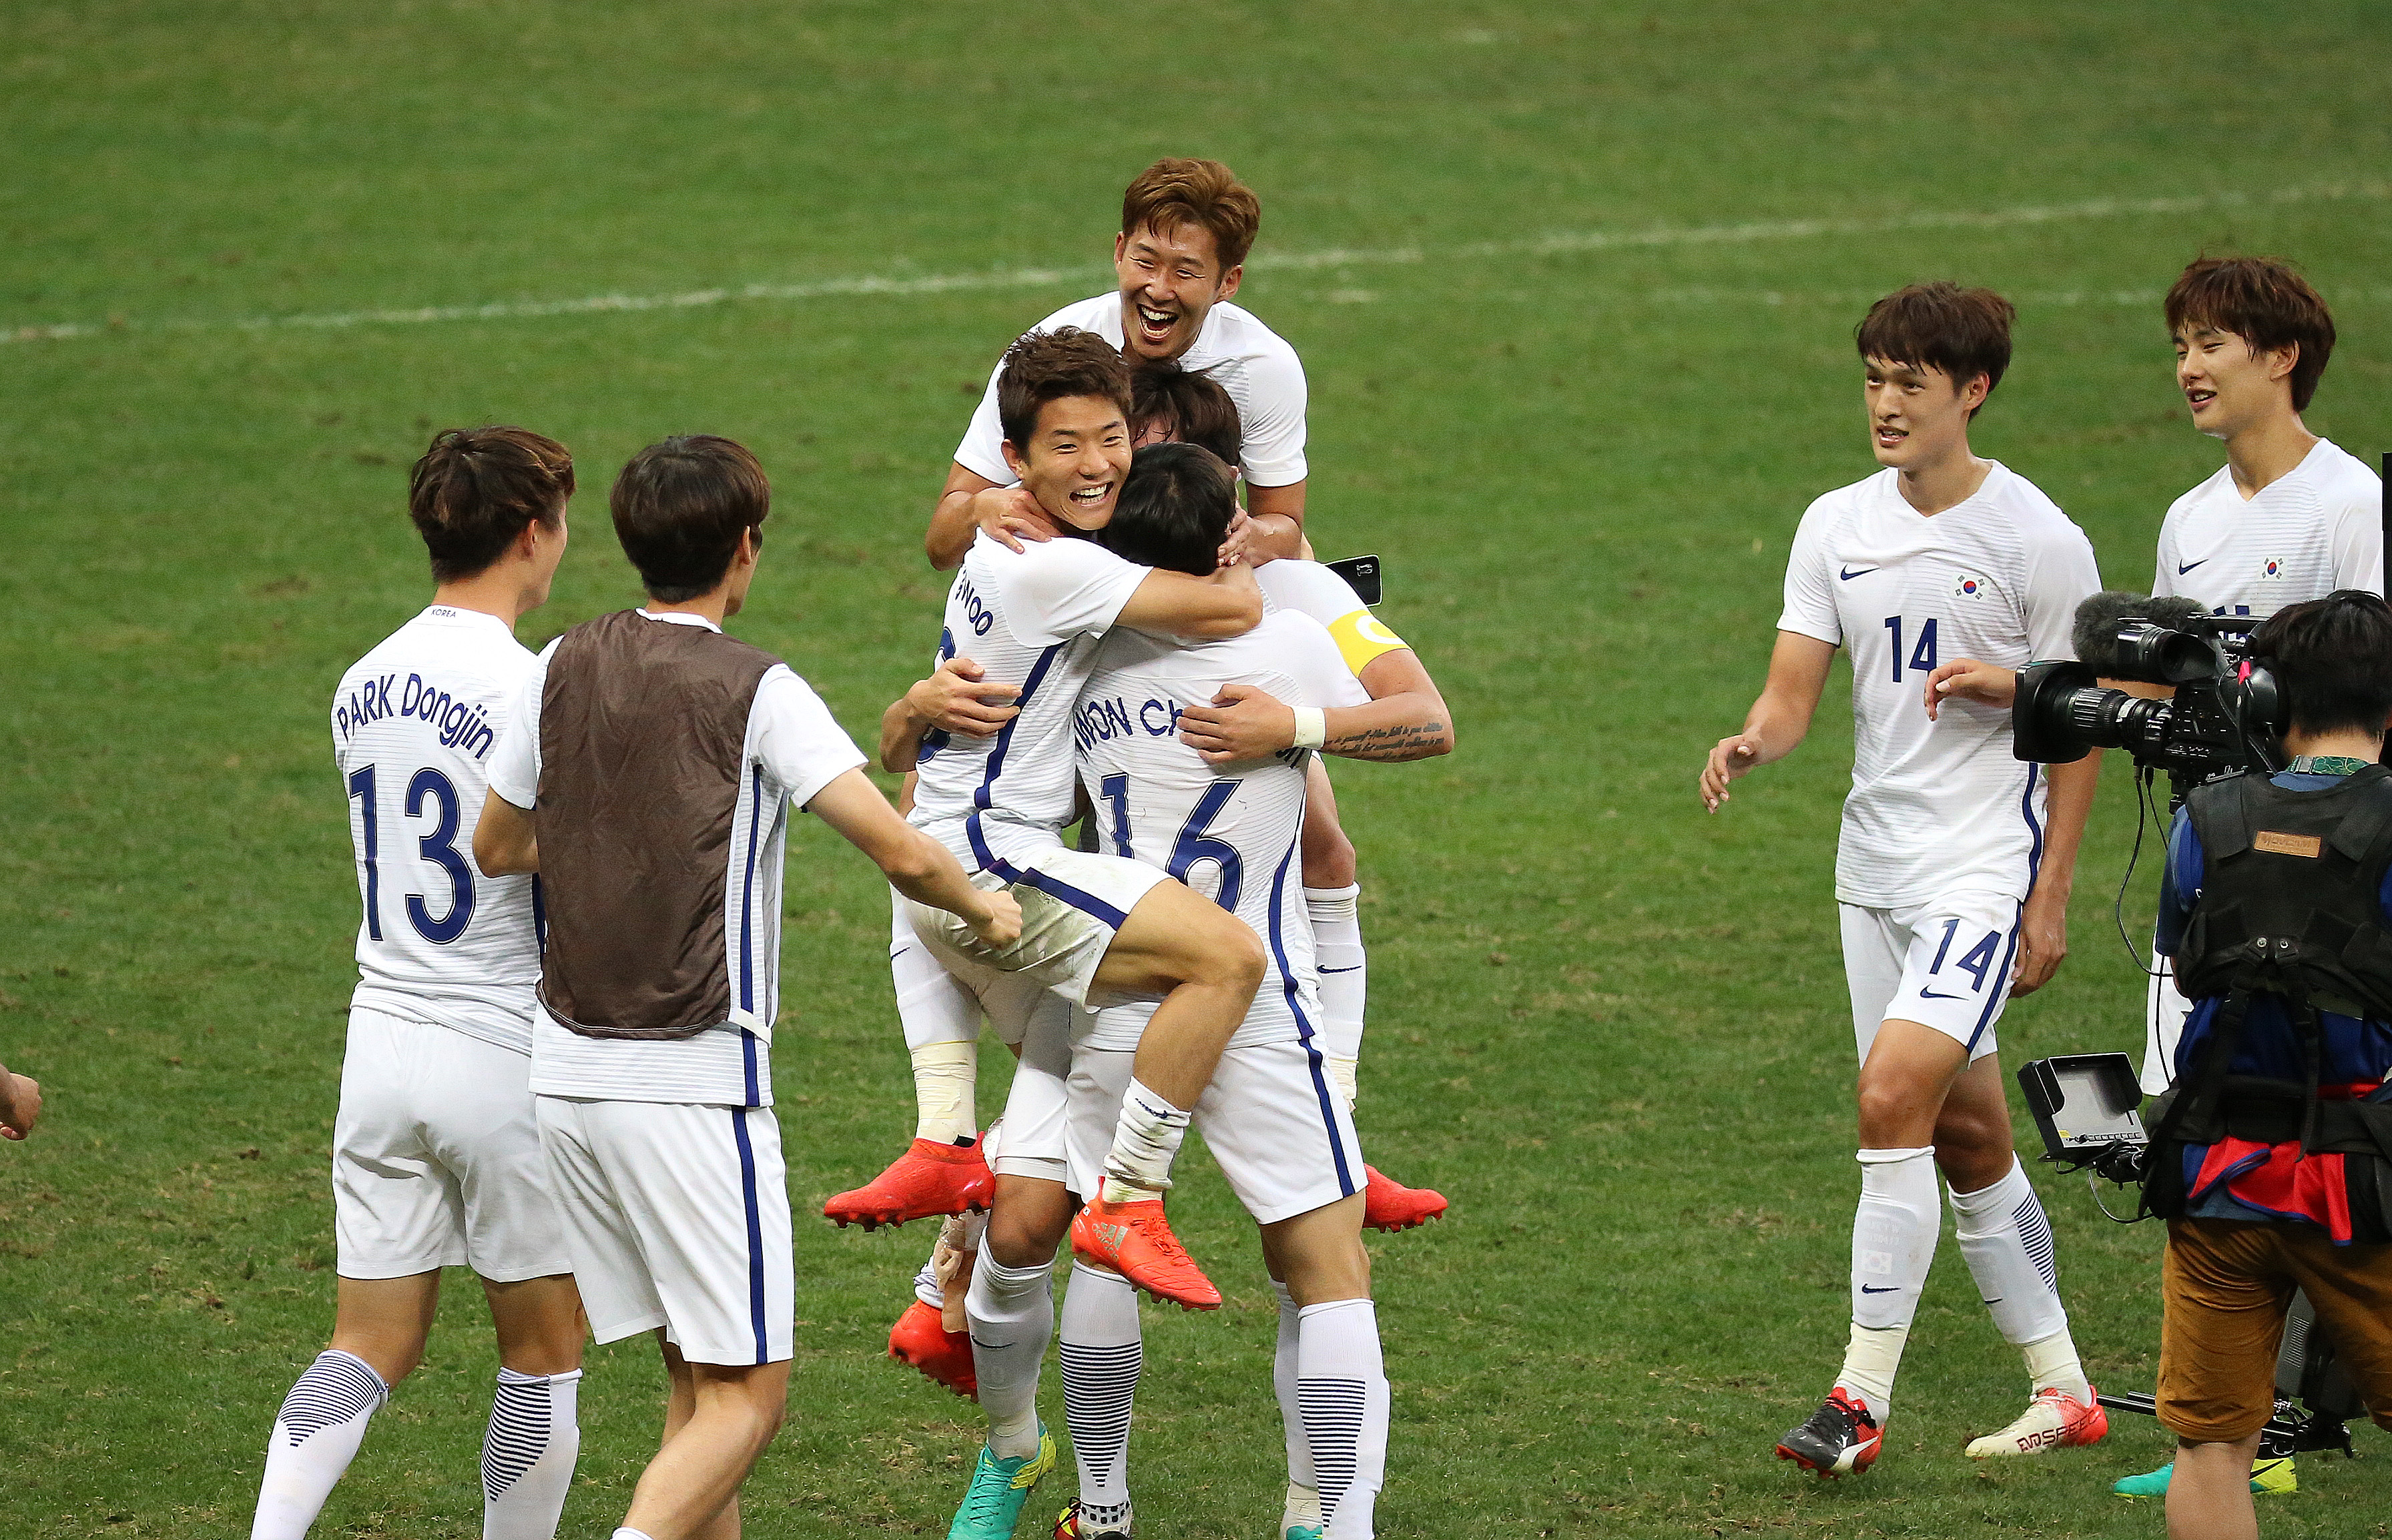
[1059,1263,1141,1521]
[1297,1299,1388,1540]
[251,1349,388,1540]
[483,1367,581,1539]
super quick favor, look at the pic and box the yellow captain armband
[1326,608,1409,676]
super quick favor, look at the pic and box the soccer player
[472,435,1018,1540]
[926,157,1307,573]
[844,159,1309,1234]
[1699,284,2108,1475]
[0,1056,37,1140]
[1052,442,1390,1540]
[257,427,585,1540]
[1129,360,1452,1228]
[2140,258,2383,1098]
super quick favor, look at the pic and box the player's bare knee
[1301,823,1357,887]
[984,1210,1066,1268]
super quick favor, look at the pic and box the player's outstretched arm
[1699,631,1837,812]
[806,770,1021,948]
[473,792,539,877]
[1177,648,1453,764]
[1115,561,1263,641]
[0,1060,39,1140]
[2012,752,2100,997]
[877,657,1022,773]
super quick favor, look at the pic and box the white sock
[2022,1330,2093,1405]
[612,1530,657,1540]
[1305,885,1366,1066]
[910,1039,978,1145]
[1273,1280,1317,1520]
[483,1367,581,1539]
[251,1349,389,1540]
[1949,1158,2078,1384]
[1297,1299,1388,1540]
[1323,1056,1359,1115]
[1100,1080,1191,1203]
[1837,1322,1907,1423]
[1059,1264,1142,1514]
[966,1248,1055,1459]
[1839,1148,1938,1414]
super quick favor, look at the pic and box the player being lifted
[878,362,1453,1412]
[1053,442,1400,1540]
[830,158,1312,1232]
[1699,285,2109,1475]
[257,428,585,1540]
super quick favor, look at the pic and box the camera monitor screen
[2017,1053,2147,1162]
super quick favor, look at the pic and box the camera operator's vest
[2144,764,2392,1239]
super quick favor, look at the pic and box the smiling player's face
[1863,356,1982,470]
[1113,222,1241,362]
[2174,323,2296,441]
[1004,395,1133,530]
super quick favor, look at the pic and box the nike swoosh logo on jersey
[1860,1284,1899,1294]
[1919,989,1967,1000]
[1840,566,1879,581]
[1321,966,1362,974]
[2178,558,2208,574]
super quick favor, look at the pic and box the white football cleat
[1964,1385,2108,1458]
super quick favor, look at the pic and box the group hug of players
[238,154,2387,1540]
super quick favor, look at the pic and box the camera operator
[2144,592,2392,1540]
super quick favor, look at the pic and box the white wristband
[1291,707,1326,751]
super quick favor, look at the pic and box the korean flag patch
[1954,573,1988,599]
[2263,556,2285,579]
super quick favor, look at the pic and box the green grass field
[6,2,2391,1535]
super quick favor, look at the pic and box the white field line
[11,180,2385,346]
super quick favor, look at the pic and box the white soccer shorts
[904,847,1168,1011]
[890,885,1060,1052]
[2140,959,2194,1095]
[1839,891,2020,1064]
[332,1008,571,1282]
[1067,1040,1363,1225]
[533,1096,794,1367]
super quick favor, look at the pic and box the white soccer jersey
[332,605,543,1054]
[1778,463,2102,909]
[1073,611,1368,1050]
[486,612,867,1106]
[2152,438,2382,617]
[910,531,1151,871]
[953,294,1309,489]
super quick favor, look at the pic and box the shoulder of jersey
[2309,438,2383,500]
[1206,300,1298,362]
[1036,293,1119,336]
[1987,464,2073,527]
[1800,471,1884,524]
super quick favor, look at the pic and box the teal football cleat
[2113,1457,2299,1497]
[1283,1528,1323,1540]
[947,1427,1059,1539]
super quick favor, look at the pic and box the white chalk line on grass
[11,180,2386,346]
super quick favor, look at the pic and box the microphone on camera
[2070,591,2210,675]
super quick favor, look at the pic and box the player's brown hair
[2165,256,2337,412]
[406,426,574,582]
[1130,360,1243,469]
[609,435,770,604]
[1855,282,2016,414]
[2253,591,2392,739]
[1121,158,1261,271]
[996,327,1134,454]
[1099,442,1239,576]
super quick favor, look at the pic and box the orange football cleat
[1361,1165,1448,1232]
[1070,1196,1221,1310]
[823,1137,993,1229]
[888,1298,977,1399]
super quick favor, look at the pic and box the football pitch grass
[5,3,2391,1535]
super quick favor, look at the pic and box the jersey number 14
[1883,615,1938,684]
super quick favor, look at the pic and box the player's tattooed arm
[473,792,539,877]
[878,657,1022,772]
[1179,678,1452,765]
[0,1060,39,1141]
[1700,630,1837,811]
